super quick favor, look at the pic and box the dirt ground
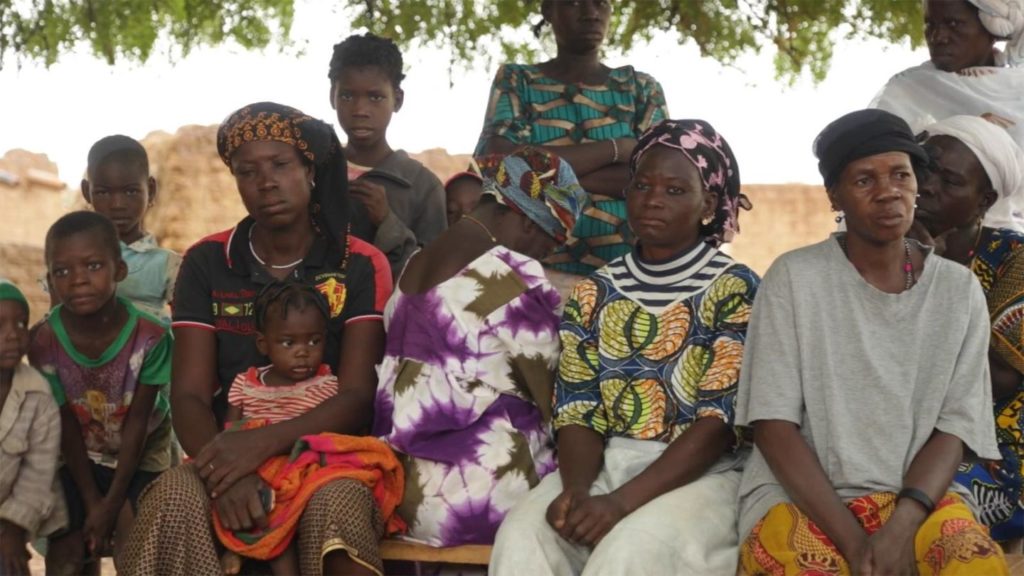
[28,549,116,575]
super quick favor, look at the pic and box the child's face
[446,178,484,226]
[48,231,126,316]
[257,304,327,383]
[83,160,154,245]
[332,66,403,151]
[0,301,29,370]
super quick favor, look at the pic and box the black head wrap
[813,109,929,189]
[629,119,751,246]
[216,102,373,247]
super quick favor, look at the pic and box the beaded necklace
[839,235,915,291]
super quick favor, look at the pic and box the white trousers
[490,438,740,576]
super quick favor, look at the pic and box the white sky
[0,3,929,186]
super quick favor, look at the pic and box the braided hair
[328,33,406,89]
[253,279,330,332]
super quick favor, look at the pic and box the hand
[0,521,30,576]
[213,473,269,532]
[860,508,921,576]
[82,498,119,558]
[349,179,391,227]
[562,493,629,547]
[195,427,275,498]
[546,486,589,538]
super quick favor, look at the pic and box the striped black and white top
[603,241,735,314]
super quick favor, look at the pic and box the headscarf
[0,279,29,314]
[481,148,589,244]
[814,109,930,189]
[629,119,750,246]
[216,102,372,245]
[923,115,1024,230]
[443,155,503,191]
[966,0,1024,67]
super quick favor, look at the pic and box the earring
[701,214,714,226]
[834,212,845,224]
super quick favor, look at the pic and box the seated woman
[475,0,668,278]
[737,109,1007,575]
[490,119,759,575]
[120,102,393,576]
[872,0,1024,230]
[910,115,1024,542]
[372,148,589,547]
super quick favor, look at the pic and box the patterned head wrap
[444,154,504,191]
[216,102,372,244]
[0,279,28,315]
[629,119,750,246]
[482,148,589,244]
[965,0,1024,66]
[923,115,1024,230]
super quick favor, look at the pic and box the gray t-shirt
[736,235,1001,539]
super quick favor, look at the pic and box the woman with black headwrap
[120,103,392,576]
[490,119,759,575]
[736,109,1007,575]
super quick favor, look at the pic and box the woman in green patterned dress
[474,0,668,278]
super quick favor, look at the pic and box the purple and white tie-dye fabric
[373,245,560,546]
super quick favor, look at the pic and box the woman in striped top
[490,119,758,575]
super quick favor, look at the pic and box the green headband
[0,280,29,314]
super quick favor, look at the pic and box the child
[0,280,66,576]
[444,170,483,227]
[29,211,173,575]
[82,135,181,324]
[329,32,447,281]
[217,280,338,576]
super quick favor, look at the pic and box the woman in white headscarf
[912,114,1024,542]
[872,0,1024,229]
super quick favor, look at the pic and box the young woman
[490,119,758,575]
[910,114,1024,542]
[737,109,1007,575]
[475,0,668,277]
[372,148,589,547]
[120,102,393,576]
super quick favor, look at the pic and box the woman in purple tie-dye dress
[372,148,589,546]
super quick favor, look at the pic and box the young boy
[82,135,181,323]
[444,165,484,227]
[30,212,173,574]
[329,32,447,281]
[0,280,66,576]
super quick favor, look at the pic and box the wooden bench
[379,539,491,567]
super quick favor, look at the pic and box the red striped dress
[227,364,337,423]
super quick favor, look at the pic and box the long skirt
[118,465,384,575]
[739,492,1008,575]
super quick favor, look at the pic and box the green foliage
[2,0,924,81]
[0,0,294,68]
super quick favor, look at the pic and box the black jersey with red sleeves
[171,217,392,421]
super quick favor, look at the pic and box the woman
[120,102,393,576]
[911,114,1024,542]
[872,0,1024,230]
[737,109,1006,575]
[475,0,668,278]
[490,120,759,575]
[372,148,589,547]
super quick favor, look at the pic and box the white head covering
[924,114,1024,231]
[966,0,1024,66]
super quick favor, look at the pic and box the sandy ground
[28,548,116,575]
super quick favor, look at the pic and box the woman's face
[831,151,918,244]
[626,145,715,256]
[230,141,314,230]
[925,0,996,72]
[544,0,611,54]
[915,135,995,235]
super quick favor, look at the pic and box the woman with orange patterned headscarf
[121,102,393,576]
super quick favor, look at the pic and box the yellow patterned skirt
[739,492,1007,575]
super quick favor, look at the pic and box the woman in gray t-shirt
[736,109,1007,576]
